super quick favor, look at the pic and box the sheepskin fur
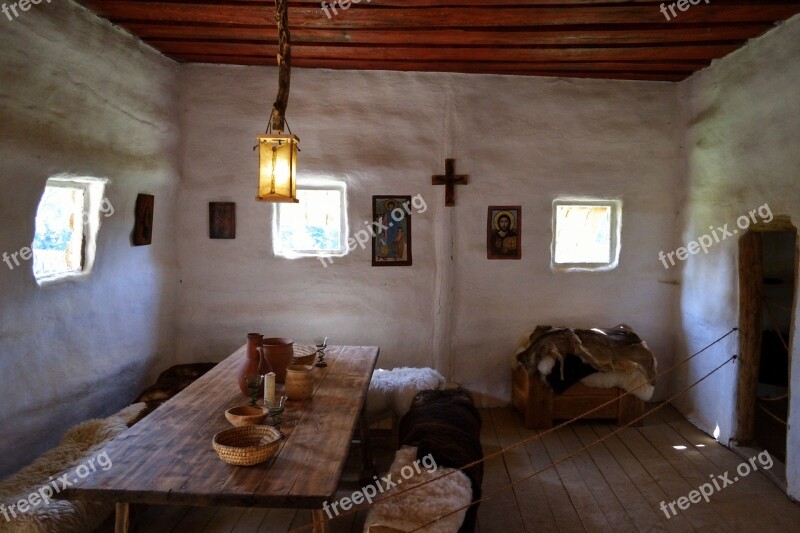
[367,367,446,420]
[0,403,146,533]
[581,369,654,400]
[364,446,472,533]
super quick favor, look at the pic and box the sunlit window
[32,176,107,285]
[552,199,621,272]
[33,185,85,279]
[274,184,347,258]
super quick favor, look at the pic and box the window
[273,183,347,258]
[32,176,107,285]
[552,198,621,272]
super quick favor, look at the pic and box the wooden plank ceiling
[77,1,800,82]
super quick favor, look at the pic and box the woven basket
[292,344,317,366]
[212,425,282,466]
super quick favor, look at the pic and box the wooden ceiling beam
[121,22,773,47]
[149,41,739,62]
[168,54,690,81]
[82,2,800,29]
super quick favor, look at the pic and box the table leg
[359,406,378,485]
[312,509,329,533]
[114,502,131,533]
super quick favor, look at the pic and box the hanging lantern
[256,133,299,203]
[256,0,298,203]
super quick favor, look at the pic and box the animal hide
[363,446,472,533]
[516,324,656,401]
[367,367,446,421]
[398,388,483,533]
[133,362,216,422]
[0,404,146,533]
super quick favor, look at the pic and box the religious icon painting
[487,206,521,260]
[209,202,236,239]
[132,193,154,246]
[372,195,412,266]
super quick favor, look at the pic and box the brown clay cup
[261,338,294,383]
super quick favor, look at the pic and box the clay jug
[285,365,314,400]
[262,338,294,383]
[238,333,269,396]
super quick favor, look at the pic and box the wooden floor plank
[613,423,724,530]
[203,506,244,532]
[477,408,526,533]
[540,425,611,531]
[261,508,301,532]
[591,424,691,532]
[662,407,800,532]
[556,423,639,532]
[517,424,585,532]
[231,507,269,532]
[491,408,559,533]
[172,506,219,532]
[136,504,191,532]
[638,410,758,531]
[572,423,667,532]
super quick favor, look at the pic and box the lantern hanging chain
[270,0,291,134]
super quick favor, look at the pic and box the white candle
[265,372,276,407]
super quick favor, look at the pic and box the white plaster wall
[176,67,444,369]
[176,66,681,407]
[0,2,180,477]
[674,14,800,498]
[448,78,682,404]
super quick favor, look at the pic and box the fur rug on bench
[367,367,446,421]
[363,446,472,533]
[0,403,146,533]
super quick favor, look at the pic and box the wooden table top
[61,345,379,509]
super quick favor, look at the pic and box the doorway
[736,220,797,465]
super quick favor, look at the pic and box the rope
[756,400,788,426]
[288,327,737,532]
[270,0,291,133]
[762,295,790,353]
[408,355,737,532]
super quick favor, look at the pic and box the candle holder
[314,336,328,368]
[245,374,264,406]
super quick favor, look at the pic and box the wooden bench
[511,365,644,429]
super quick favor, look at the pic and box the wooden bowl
[292,344,317,366]
[225,405,269,427]
[212,425,282,466]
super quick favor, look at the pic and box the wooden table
[59,345,379,533]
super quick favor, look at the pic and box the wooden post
[735,231,763,444]
[312,509,329,533]
[114,502,131,533]
[358,406,378,485]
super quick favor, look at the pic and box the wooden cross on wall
[432,159,468,207]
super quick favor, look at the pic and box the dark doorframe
[735,216,797,444]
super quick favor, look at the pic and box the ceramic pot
[239,333,268,396]
[262,338,294,383]
[285,365,314,400]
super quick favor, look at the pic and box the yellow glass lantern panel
[257,134,299,203]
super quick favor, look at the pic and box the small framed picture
[487,206,521,259]
[132,193,154,246]
[372,196,412,266]
[209,202,236,239]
